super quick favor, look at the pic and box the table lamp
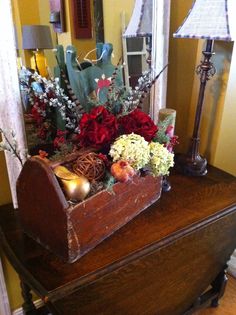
[173,0,235,176]
[123,0,153,67]
[22,25,53,77]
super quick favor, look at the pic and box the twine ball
[73,152,105,182]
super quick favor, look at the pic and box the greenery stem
[0,129,24,166]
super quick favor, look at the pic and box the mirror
[0,0,170,206]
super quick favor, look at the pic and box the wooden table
[1,166,236,315]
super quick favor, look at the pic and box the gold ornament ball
[53,165,91,201]
[61,176,90,202]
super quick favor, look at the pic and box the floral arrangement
[15,65,178,202]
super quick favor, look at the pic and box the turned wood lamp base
[176,40,215,177]
[176,152,207,176]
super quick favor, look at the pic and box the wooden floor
[195,275,236,315]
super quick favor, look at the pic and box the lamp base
[30,51,48,77]
[162,176,171,192]
[175,153,207,176]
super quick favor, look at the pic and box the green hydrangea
[148,142,174,176]
[109,133,150,170]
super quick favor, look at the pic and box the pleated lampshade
[173,0,236,41]
[22,25,53,50]
[123,0,153,38]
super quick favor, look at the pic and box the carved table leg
[183,266,229,314]
[20,279,37,314]
[211,265,228,307]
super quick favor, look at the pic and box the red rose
[119,109,158,141]
[78,106,118,148]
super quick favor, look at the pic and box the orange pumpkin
[111,160,135,183]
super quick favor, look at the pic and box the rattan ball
[73,152,105,182]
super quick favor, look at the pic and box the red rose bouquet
[77,106,118,148]
[77,67,177,154]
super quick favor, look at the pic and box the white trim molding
[228,250,236,278]
[150,0,171,123]
[0,259,11,315]
[12,299,46,315]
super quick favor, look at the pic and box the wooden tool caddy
[17,153,162,263]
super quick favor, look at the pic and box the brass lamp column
[174,0,235,176]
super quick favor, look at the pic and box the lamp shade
[123,0,152,38]
[173,0,235,41]
[22,25,53,49]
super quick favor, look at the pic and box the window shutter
[73,0,92,39]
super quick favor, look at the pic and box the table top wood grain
[0,166,236,309]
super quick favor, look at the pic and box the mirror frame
[151,0,170,123]
[0,0,170,208]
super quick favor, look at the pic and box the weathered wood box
[17,157,162,263]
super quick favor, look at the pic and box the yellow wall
[103,0,135,65]
[214,44,236,176]
[167,0,198,153]
[0,153,11,206]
